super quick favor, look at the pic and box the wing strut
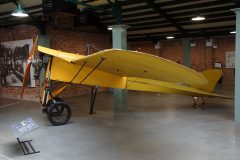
[51,61,87,99]
[52,57,105,99]
[80,58,105,115]
[89,86,98,114]
[79,57,105,85]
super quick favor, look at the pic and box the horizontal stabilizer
[127,77,232,99]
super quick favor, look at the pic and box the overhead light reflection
[166,36,174,39]
[191,16,205,21]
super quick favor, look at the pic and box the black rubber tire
[47,97,63,106]
[46,97,64,113]
[54,97,63,102]
[47,102,71,126]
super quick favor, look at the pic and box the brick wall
[129,37,235,91]
[49,27,111,53]
[130,40,183,63]
[49,27,111,98]
[0,25,111,100]
[0,25,39,100]
[212,38,235,90]
[0,24,235,100]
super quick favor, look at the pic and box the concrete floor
[0,91,239,160]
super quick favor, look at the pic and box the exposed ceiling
[0,0,239,42]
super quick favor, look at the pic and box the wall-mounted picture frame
[0,39,35,87]
[213,62,222,69]
[226,51,235,68]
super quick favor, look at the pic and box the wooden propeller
[21,35,39,99]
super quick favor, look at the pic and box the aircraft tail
[192,69,223,92]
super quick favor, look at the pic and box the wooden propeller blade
[21,60,32,98]
[29,35,39,57]
[21,35,39,99]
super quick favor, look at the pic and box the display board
[12,117,39,138]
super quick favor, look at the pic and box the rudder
[195,69,223,92]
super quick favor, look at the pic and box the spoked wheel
[46,97,64,112]
[47,102,71,126]
[47,97,63,104]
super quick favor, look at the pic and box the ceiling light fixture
[11,3,28,17]
[107,27,112,30]
[230,31,236,34]
[166,36,174,39]
[191,16,205,21]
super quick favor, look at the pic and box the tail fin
[197,69,223,92]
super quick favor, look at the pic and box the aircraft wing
[38,46,85,62]
[38,46,207,86]
[46,56,231,99]
[127,77,232,99]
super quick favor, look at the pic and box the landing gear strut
[192,96,209,109]
[89,86,98,114]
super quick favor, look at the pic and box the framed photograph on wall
[0,39,35,87]
[213,62,222,69]
[226,51,235,68]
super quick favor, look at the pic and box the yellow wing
[38,46,207,86]
[38,46,84,62]
[47,57,231,99]
[127,77,232,99]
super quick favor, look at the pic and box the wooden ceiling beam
[128,23,171,31]
[101,5,235,23]
[104,11,234,26]
[232,0,240,6]
[100,10,156,21]
[96,0,146,9]
[99,0,221,16]
[154,0,197,7]
[127,16,234,31]
[0,0,15,4]
[169,5,235,18]
[128,29,234,42]
[164,0,234,12]
[146,0,187,36]
[128,25,235,37]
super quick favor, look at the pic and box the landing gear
[39,56,104,126]
[192,96,209,109]
[47,101,71,126]
[89,86,98,114]
[39,56,73,126]
[43,97,72,126]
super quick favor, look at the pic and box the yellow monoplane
[21,36,232,125]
